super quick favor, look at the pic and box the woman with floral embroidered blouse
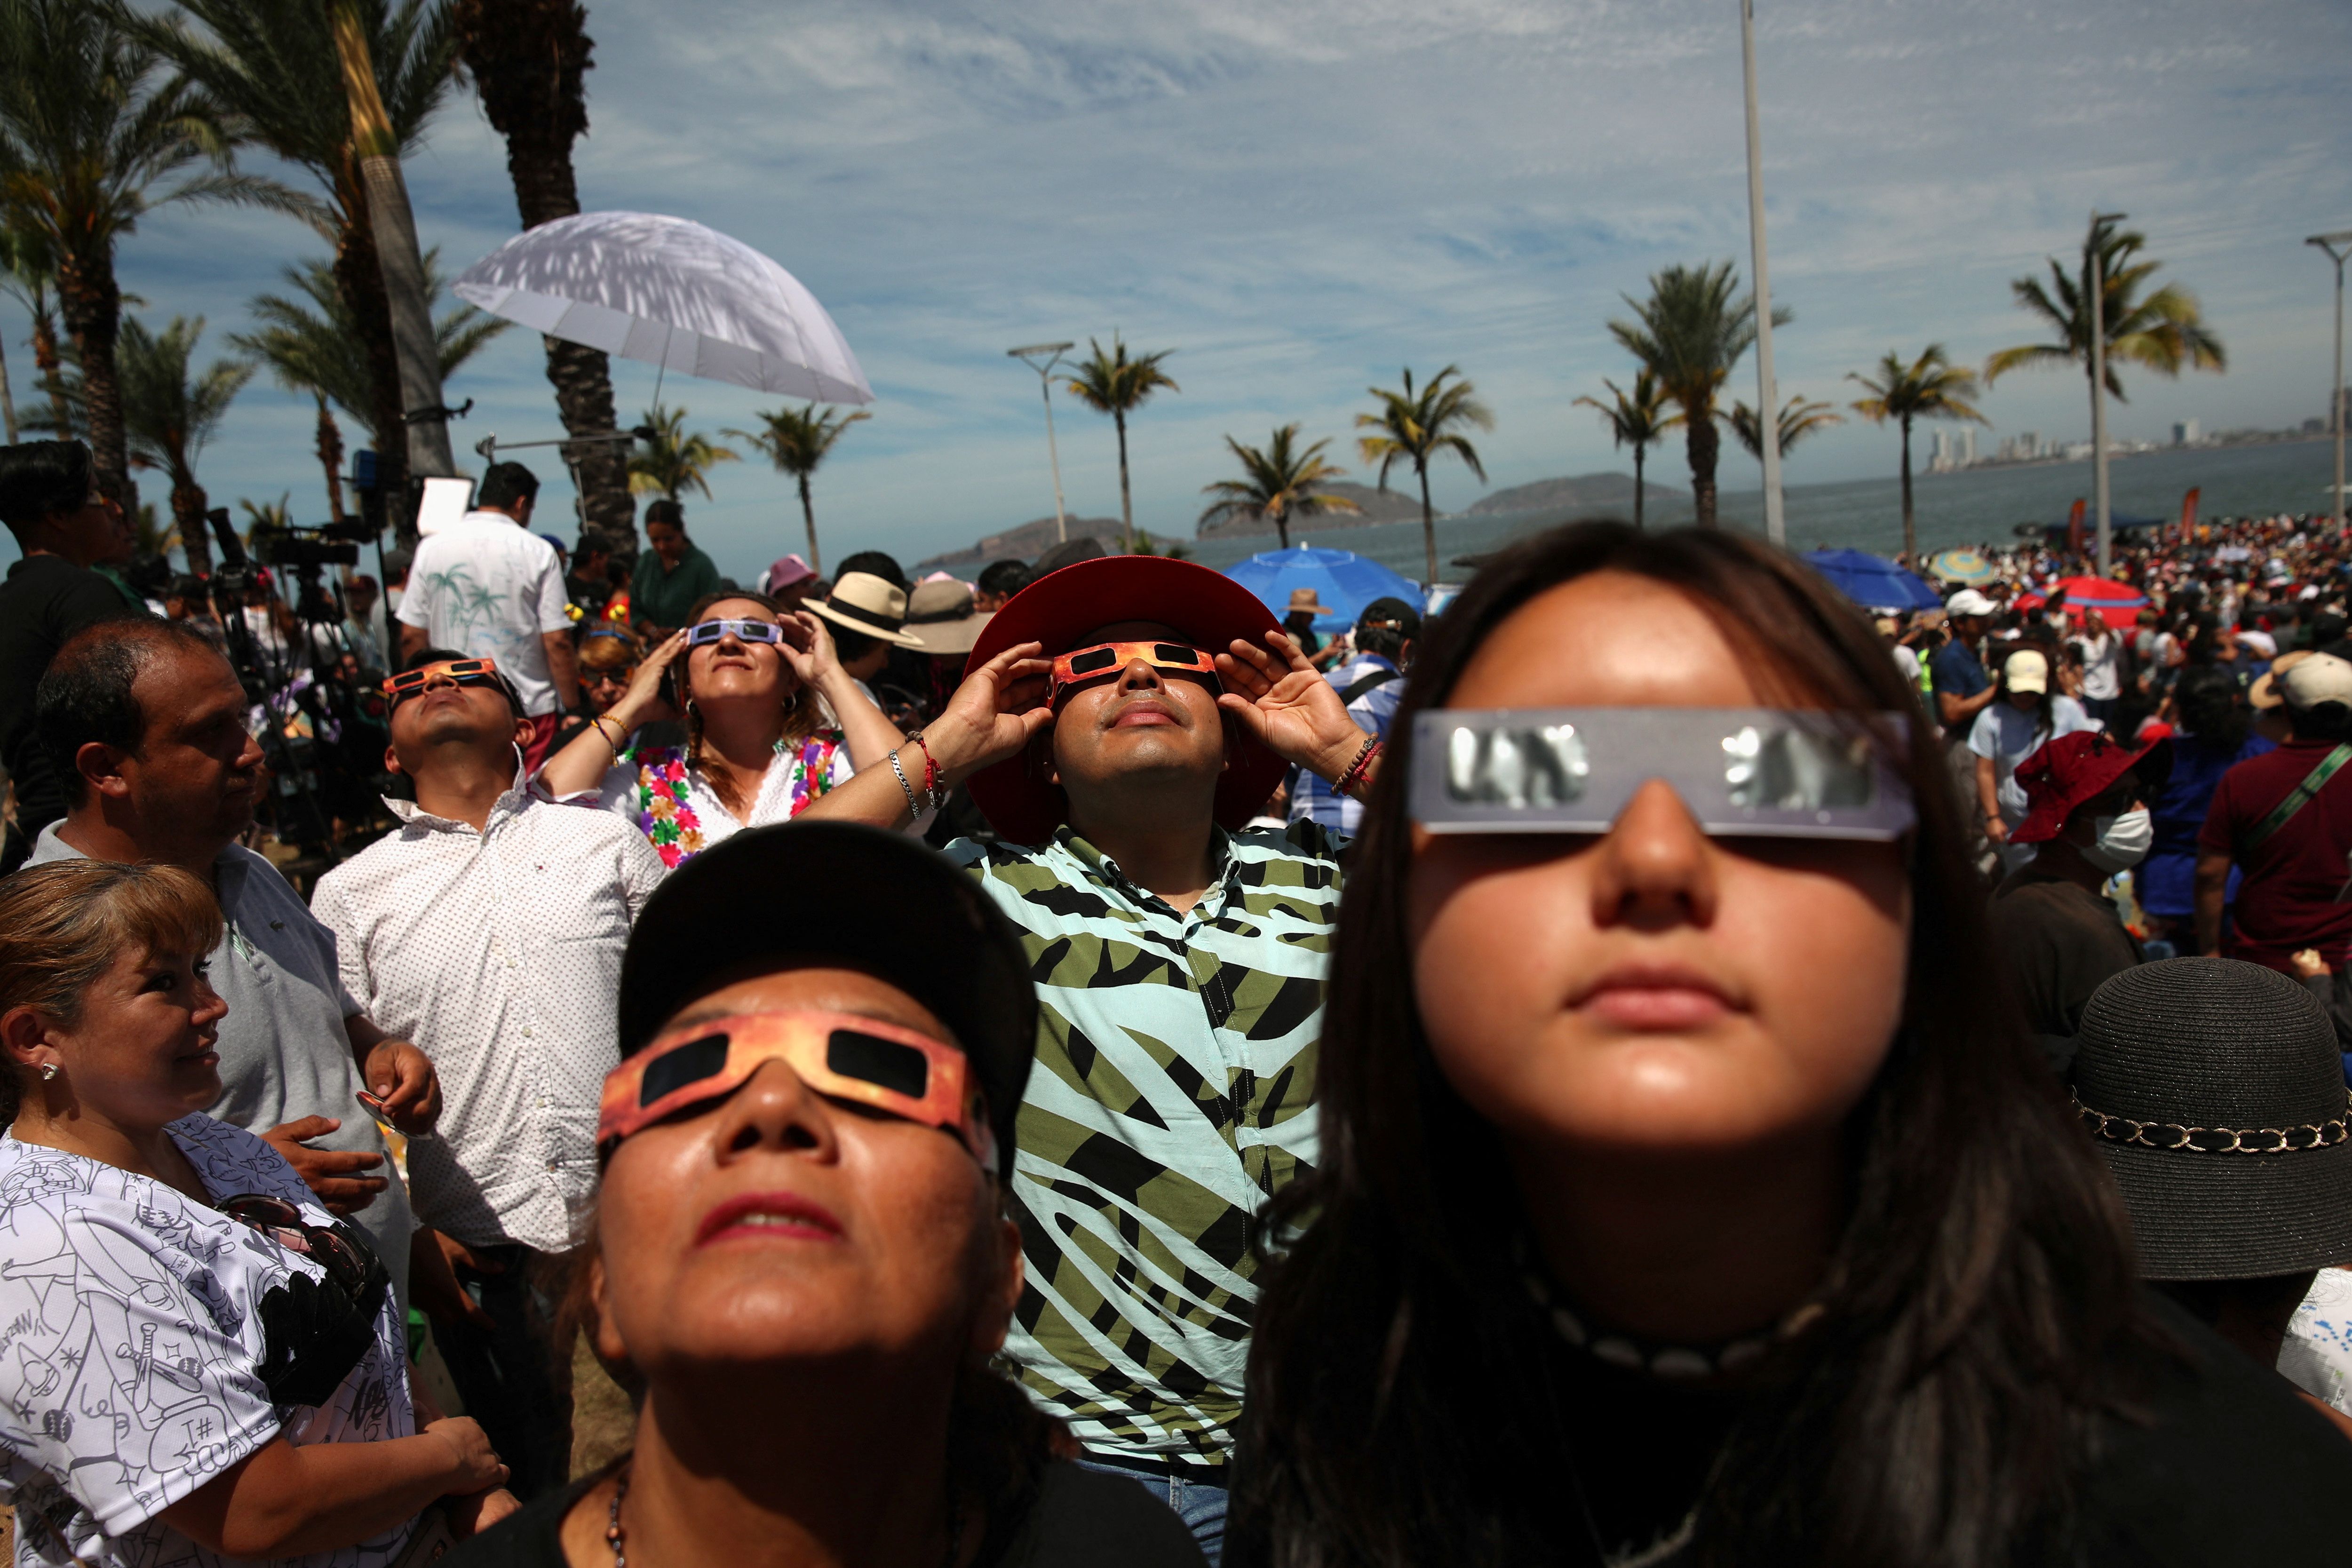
[539,590,912,867]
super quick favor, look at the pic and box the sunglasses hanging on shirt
[1409,707,1915,842]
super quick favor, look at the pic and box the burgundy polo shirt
[2198,736,2352,971]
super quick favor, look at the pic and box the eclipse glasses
[598,1010,996,1170]
[1409,707,1915,841]
[685,617,785,647]
[1049,640,1220,706]
[381,657,505,708]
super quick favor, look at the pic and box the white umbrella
[452,211,873,405]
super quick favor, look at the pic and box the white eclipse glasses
[1409,707,1915,841]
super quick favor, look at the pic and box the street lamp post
[2090,210,2126,577]
[1009,342,1076,545]
[2310,231,2352,533]
[1739,0,1783,546]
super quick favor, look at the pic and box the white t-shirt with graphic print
[0,1116,416,1568]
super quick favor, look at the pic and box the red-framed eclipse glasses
[381,657,502,707]
[1048,640,1220,706]
[597,1010,993,1168]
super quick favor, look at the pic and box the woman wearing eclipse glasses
[1224,523,2352,1568]
[443,823,1204,1567]
[539,589,913,867]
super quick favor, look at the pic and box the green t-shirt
[629,543,721,630]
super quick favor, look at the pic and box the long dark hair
[2173,665,2249,754]
[1230,523,2159,1568]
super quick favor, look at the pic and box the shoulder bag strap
[1337,667,1401,707]
[2244,743,2352,852]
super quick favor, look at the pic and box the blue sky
[9,0,2351,581]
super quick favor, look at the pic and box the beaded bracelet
[1333,737,1383,799]
[905,731,946,811]
[591,715,627,756]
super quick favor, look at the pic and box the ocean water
[1183,438,2343,582]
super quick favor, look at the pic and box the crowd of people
[2,429,2351,1568]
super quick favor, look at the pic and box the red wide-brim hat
[2010,728,2173,845]
[961,555,1289,846]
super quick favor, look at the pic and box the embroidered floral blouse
[594,731,856,868]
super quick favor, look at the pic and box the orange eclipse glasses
[597,1010,994,1169]
[381,657,503,707]
[1048,640,1220,706]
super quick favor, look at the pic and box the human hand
[1215,630,1371,780]
[259,1118,387,1215]
[408,1226,497,1330]
[2293,948,2330,980]
[614,631,688,725]
[927,641,1054,781]
[361,1040,441,1134]
[1984,815,2009,844]
[424,1417,510,1495]
[447,1487,523,1537]
[779,610,842,689]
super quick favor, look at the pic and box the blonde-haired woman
[0,859,515,1566]
[540,589,914,868]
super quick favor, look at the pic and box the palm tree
[1984,215,2225,465]
[1357,366,1492,586]
[628,403,738,507]
[1573,370,1677,531]
[1848,346,1987,565]
[726,404,871,574]
[453,0,631,555]
[0,0,276,505]
[1728,395,1843,462]
[230,251,505,527]
[1064,335,1179,543]
[134,0,462,517]
[0,224,70,438]
[1608,261,1790,528]
[115,316,253,573]
[1198,423,1360,551]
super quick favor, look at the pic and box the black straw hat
[2074,957,2352,1281]
[616,822,1037,1172]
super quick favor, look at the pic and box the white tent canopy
[452,211,873,405]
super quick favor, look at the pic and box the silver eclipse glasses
[1410,708,1915,841]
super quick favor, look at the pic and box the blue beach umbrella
[1802,548,1942,613]
[1222,545,1422,635]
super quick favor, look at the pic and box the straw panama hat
[808,571,925,648]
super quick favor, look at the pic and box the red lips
[694,1190,845,1246]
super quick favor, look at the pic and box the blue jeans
[1074,1455,1228,1564]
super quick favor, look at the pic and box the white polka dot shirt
[311,778,667,1252]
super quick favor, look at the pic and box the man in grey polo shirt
[27,620,442,1307]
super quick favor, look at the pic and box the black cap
[2075,957,2352,1280]
[1356,595,1422,640]
[617,823,1037,1172]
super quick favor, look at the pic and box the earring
[39,1063,58,1082]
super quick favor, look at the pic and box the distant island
[1465,472,1685,517]
[914,514,1123,573]
[1195,482,1428,538]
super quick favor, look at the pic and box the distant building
[1957,428,1977,466]
[2062,440,2095,461]
[2173,419,2201,446]
[1928,430,1955,472]
[2017,430,2039,460]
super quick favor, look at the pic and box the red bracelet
[908,731,942,808]
[1334,737,1383,799]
